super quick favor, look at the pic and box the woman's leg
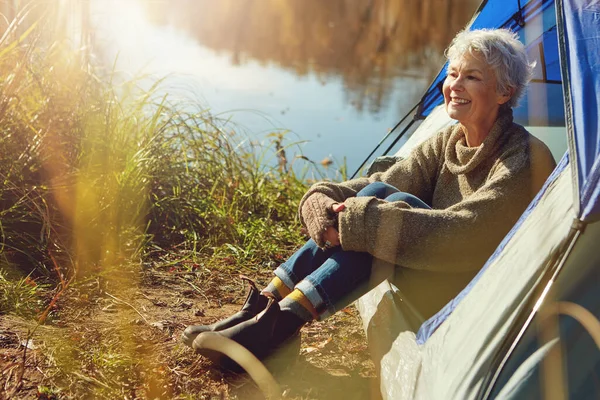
[270,182,431,319]
[192,183,431,366]
[268,182,400,297]
[385,191,431,209]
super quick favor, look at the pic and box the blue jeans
[274,182,431,319]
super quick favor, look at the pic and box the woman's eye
[468,75,480,80]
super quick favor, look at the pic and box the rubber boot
[181,276,269,348]
[193,298,305,372]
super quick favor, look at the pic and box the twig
[104,291,150,324]
[139,292,153,301]
[35,366,48,378]
[71,372,112,389]
[179,277,211,307]
[194,332,281,399]
[167,366,189,376]
[38,251,76,325]
[48,251,65,287]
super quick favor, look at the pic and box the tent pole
[480,221,585,400]
[380,117,417,157]
[349,103,420,179]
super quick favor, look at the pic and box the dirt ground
[0,257,380,399]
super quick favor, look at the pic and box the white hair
[445,28,534,108]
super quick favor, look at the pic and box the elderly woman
[183,28,556,369]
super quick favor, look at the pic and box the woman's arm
[297,130,447,230]
[338,138,555,272]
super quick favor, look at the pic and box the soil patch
[1,259,379,399]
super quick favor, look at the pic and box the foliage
[0,269,46,317]
[0,1,314,302]
[0,2,359,399]
[144,106,309,265]
[0,4,321,394]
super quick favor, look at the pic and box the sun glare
[89,0,157,71]
[86,0,276,94]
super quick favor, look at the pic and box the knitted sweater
[299,110,555,315]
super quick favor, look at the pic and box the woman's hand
[322,203,345,248]
[322,226,340,247]
[301,193,336,247]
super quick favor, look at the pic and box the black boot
[181,276,269,348]
[193,299,305,372]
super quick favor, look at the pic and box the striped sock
[262,276,292,301]
[279,288,318,322]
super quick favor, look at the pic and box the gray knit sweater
[299,110,555,316]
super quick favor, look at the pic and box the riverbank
[0,4,375,399]
[1,250,376,399]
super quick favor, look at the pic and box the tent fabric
[558,0,600,221]
[490,220,600,399]
[415,152,569,344]
[392,105,455,159]
[492,339,560,399]
[514,25,566,127]
[374,163,574,399]
[417,0,558,120]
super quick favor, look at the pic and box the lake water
[86,0,479,178]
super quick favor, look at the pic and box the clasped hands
[321,203,345,248]
[300,192,346,249]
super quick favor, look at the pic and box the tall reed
[0,2,345,397]
[0,0,309,304]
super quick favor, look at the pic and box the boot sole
[193,331,301,374]
[181,331,199,348]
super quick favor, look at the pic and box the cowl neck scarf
[445,108,514,175]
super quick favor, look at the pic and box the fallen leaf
[20,339,36,350]
[150,321,165,330]
[301,347,319,354]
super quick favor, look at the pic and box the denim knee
[357,182,400,198]
[385,191,431,209]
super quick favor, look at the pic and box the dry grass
[1,252,377,400]
[0,3,374,399]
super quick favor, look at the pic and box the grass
[0,2,358,399]
[0,1,353,397]
[0,269,46,318]
[0,1,315,288]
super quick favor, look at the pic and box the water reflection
[1,0,480,174]
[145,0,478,114]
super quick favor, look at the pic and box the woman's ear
[498,87,515,105]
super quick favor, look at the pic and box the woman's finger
[332,203,346,213]
[322,226,340,247]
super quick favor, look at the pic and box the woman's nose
[450,76,464,91]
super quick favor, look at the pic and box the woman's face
[443,52,511,133]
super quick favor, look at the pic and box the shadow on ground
[225,355,380,400]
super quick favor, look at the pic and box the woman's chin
[446,109,464,122]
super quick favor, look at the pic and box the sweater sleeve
[338,139,555,272]
[297,132,446,227]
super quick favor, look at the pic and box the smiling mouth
[451,97,471,105]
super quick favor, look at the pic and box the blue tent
[560,0,600,222]
[355,0,600,398]
[417,0,599,220]
[417,0,600,341]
